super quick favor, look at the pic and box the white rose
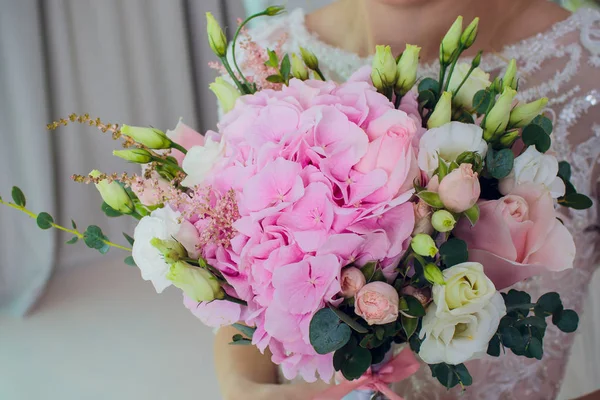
[181,137,225,187]
[132,207,183,293]
[419,291,505,365]
[447,63,492,109]
[418,122,488,177]
[432,262,497,317]
[499,146,566,198]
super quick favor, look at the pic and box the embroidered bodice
[246,7,600,399]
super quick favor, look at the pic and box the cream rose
[447,64,492,109]
[499,146,566,198]
[432,262,497,317]
[419,291,505,365]
[418,122,488,177]
[181,136,225,187]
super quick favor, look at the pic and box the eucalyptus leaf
[473,90,493,114]
[401,295,426,317]
[439,238,468,268]
[309,308,352,354]
[557,161,571,182]
[66,236,79,245]
[514,316,547,330]
[341,347,372,381]
[552,309,579,333]
[417,90,436,109]
[522,124,551,153]
[329,306,368,334]
[527,337,543,360]
[531,115,553,135]
[124,256,136,266]
[486,148,514,179]
[123,232,135,246]
[558,193,593,210]
[11,186,26,207]
[418,78,439,95]
[233,323,257,339]
[36,212,54,230]
[83,225,110,254]
[71,219,77,229]
[535,292,562,316]
[487,334,501,357]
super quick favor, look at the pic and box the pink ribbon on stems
[313,347,421,400]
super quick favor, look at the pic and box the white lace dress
[245,8,600,399]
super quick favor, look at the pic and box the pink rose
[438,163,481,212]
[166,121,205,165]
[340,267,367,298]
[354,109,420,200]
[454,184,576,289]
[412,200,434,235]
[355,281,399,325]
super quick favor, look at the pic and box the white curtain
[0,0,244,316]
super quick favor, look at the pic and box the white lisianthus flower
[419,292,505,365]
[181,137,225,187]
[132,207,183,293]
[499,146,566,198]
[418,122,488,177]
[447,63,492,109]
[432,262,498,317]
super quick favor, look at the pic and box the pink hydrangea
[172,76,419,381]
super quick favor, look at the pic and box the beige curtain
[0,0,244,316]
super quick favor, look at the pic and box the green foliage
[522,124,551,153]
[266,74,285,83]
[463,204,480,226]
[417,191,444,208]
[123,232,135,246]
[264,49,279,68]
[531,115,553,135]
[11,186,26,207]
[401,315,418,339]
[418,78,440,95]
[66,236,79,245]
[233,323,257,339]
[556,161,593,210]
[229,334,252,345]
[102,202,122,217]
[553,309,579,333]
[430,363,472,389]
[400,295,426,318]
[36,212,54,230]
[83,225,110,254]
[472,89,493,115]
[309,308,352,354]
[280,54,291,82]
[360,262,376,282]
[334,337,373,381]
[439,238,468,268]
[486,148,514,179]
[329,306,368,333]
[124,256,136,266]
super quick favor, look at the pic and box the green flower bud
[371,45,398,90]
[424,263,446,285]
[206,12,228,58]
[299,47,319,71]
[264,6,285,16]
[209,77,241,114]
[483,87,517,141]
[431,210,456,232]
[472,51,482,68]
[508,97,549,128]
[89,170,134,214]
[427,91,452,128]
[291,53,309,80]
[411,234,439,257]
[166,261,225,302]
[396,44,421,94]
[121,125,171,149]
[460,17,479,49]
[498,130,520,148]
[150,237,186,264]
[502,59,518,90]
[440,16,463,64]
[113,149,153,164]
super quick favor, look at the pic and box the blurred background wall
[0,1,593,399]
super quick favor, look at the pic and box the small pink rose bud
[412,200,434,235]
[355,282,399,325]
[401,286,432,307]
[438,163,481,212]
[340,267,366,298]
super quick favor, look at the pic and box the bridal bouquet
[2,7,593,399]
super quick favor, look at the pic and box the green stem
[220,57,250,94]
[413,253,428,267]
[170,142,188,155]
[223,293,248,306]
[129,210,143,221]
[231,12,269,88]
[394,91,403,109]
[438,64,447,100]
[0,199,132,252]
[452,65,476,100]
[314,67,326,81]
[443,45,465,92]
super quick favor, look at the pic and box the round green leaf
[417,90,436,109]
[486,148,514,179]
[340,347,372,381]
[522,124,551,153]
[553,309,579,333]
[558,161,571,182]
[454,364,473,386]
[36,212,54,230]
[309,308,352,355]
[535,292,562,315]
[531,115,553,135]
[418,78,439,95]
[439,238,468,268]
[473,90,493,114]
[11,186,26,207]
[527,337,543,360]
[559,193,593,210]
[487,334,501,357]
[124,256,136,266]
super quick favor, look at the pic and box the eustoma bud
[264,6,285,16]
[150,238,186,264]
[209,77,241,113]
[371,45,398,90]
[483,87,517,141]
[427,91,452,128]
[205,12,227,58]
[121,125,172,149]
[502,59,518,90]
[167,261,225,302]
[460,17,479,49]
[509,97,549,128]
[411,234,438,257]
[499,130,520,147]
[299,47,319,71]
[113,149,153,164]
[291,53,309,80]
[440,16,463,64]
[431,209,456,232]
[89,170,134,214]
[424,263,446,285]
[396,44,421,94]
